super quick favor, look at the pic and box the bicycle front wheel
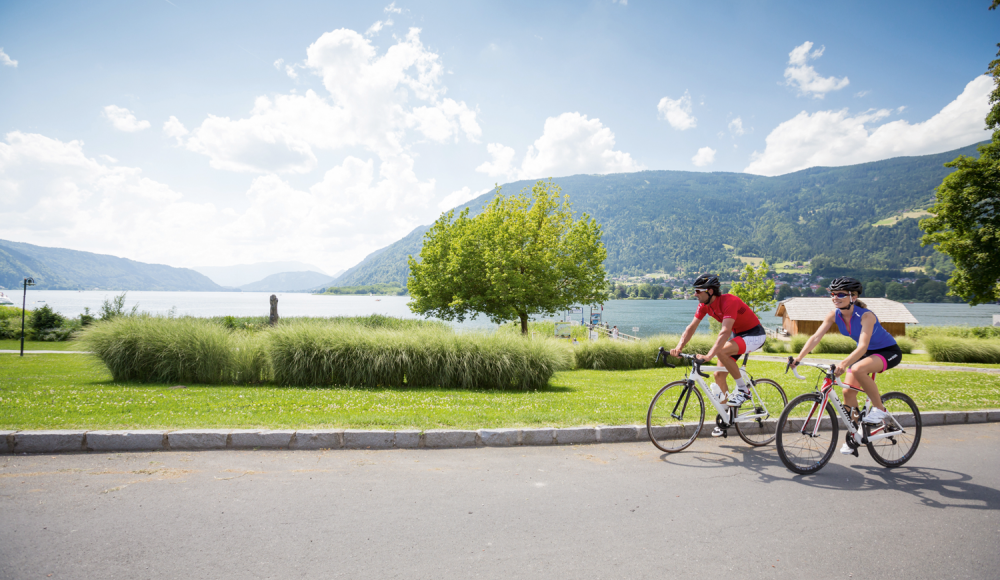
[647,380,705,453]
[776,393,839,475]
[735,378,787,447]
[865,391,921,468]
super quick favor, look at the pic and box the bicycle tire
[864,391,921,468]
[735,378,788,447]
[647,380,705,453]
[776,392,839,475]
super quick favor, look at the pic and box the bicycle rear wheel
[735,378,787,447]
[647,380,704,453]
[865,391,921,468]
[776,393,839,475]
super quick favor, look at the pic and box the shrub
[763,337,788,353]
[895,336,915,355]
[81,316,268,384]
[790,333,857,354]
[268,322,570,389]
[908,325,1000,340]
[924,337,1000,364]
[30,304,65,333]
[572,333,717,371]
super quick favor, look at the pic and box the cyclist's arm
[793,310,836,364]
[671,316,701,356]
[836,312,875,374]
[703,317,735,361]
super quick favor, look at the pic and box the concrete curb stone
[597,426,638,443]
[167,429,229,450]
[943,412,968,425]
[424,429,478,448]
[921,412,944,426]
[555,427,597,445]
[521,428,557,446]
[230,430,294,449]
[13,430,86,453]
[86,430,166,452]
[966,411,987,424]
[394,430,421,449]
[344,430,394,449]
[291,430,342,450]
[988,410,1000,422]
[1,431,17,454]
[479,429,519,447]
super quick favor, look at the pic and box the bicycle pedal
[851,448,858,458]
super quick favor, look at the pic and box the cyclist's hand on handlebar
[834,361,848,376]
[669,347,682,357]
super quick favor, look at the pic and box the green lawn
[0,339,86,351]
[2,354,997,431]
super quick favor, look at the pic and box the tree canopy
[407,180,607,334]
[730,260,776,314]
[920,32,1000,304]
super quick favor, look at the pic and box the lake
[13,291,1000,337]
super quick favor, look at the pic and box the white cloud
[613,0,628,4]
[477,113,644,181]
[0,48,16,68]
[384,2,402,14]
[163,116,189,144]
[437,186,490,211]
[182,28,480,176]
[728,117,745,137]
[475,143,517,179]
[657,91,697,130]
[0,131,437,270]
[855,90,871,98]
[745,75,992,176]
[102,105,151,132]
[784,41,849,99]
[691,146,716,167]
[366,19,391,36]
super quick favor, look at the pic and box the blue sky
[0,0,996,273]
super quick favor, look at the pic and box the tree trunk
[520,313,529,335]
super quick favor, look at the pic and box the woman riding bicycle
[790,277,903,454]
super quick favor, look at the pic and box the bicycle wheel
[864,391,921,468]
[735,378,787,447]
[647,380,705,453]
[776,392,839,475]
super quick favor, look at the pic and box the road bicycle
[646,348,787,452]
[775,357,922,475]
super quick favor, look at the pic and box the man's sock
[734,376,749,392]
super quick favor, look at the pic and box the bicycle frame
[790,362,907,445]
[672,356,774,428]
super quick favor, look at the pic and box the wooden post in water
[269,294,279,326]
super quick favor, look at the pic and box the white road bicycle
[775,357,922,475]
[646,348,787,452]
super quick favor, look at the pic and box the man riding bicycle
[670,274,767,435]
[790,277,902,455]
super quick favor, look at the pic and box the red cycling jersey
[695,293,760,334]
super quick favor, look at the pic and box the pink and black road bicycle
[775,357,922,475]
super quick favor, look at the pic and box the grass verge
[2,354,998,430]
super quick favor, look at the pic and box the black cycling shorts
[860,344,903,372]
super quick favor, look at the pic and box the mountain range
[329,142,985,286]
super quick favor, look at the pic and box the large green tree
[920,25,1000,304]
[730,259,776,314]
[407,180,607,334]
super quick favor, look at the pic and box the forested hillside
[333,142,983,286]
[0,239,226,291]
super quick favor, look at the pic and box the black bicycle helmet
[692,273,721,290]
[828,276,863,294]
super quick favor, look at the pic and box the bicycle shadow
[657,445,1000,511]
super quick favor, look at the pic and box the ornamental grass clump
[267,323,572,390]
[790,333,912,355]
[572,333,716,371]
[81,316,269,384]
[924,337,1000,364]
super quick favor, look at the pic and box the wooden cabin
[775,297,918,337]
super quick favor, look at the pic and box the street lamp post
[20,277,35,357]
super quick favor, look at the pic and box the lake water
[13,291,1000,337]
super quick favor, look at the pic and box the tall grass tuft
[81,316,268,384]
[268,323,572,390]
[573,334,717,371]
[791,333,914,355]
[924,337,1000,364]
[909,325,1000,341]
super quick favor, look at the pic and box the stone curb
[3,410,999,454]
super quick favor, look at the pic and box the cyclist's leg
[844,356,885,410]
[715,340,742,393]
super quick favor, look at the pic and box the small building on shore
[775,297,918,337]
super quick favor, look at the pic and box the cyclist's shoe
[711,426,726,437]
[727,388,751,407]
[862,407,889,424]
[840,442,854,455]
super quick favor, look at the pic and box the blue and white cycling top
[834,305,896,351]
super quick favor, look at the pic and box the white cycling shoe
[727,388,751,407]
[840,442,854,455]
[711,427,726,437]
[863,407,889,424]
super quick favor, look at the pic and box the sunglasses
[830,292,850,299]
[694,289,709,294]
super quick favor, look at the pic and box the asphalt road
[2,423,998,580]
